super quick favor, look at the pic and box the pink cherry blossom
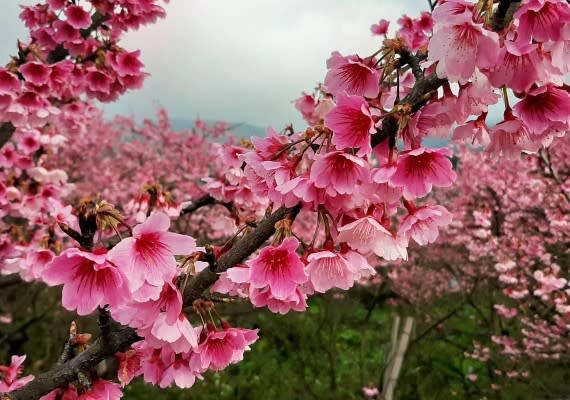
[250,286,308,314]
[390,147,457,199]
[428,16,499,82]
[0,69,20,93]
[197,323,259,371]
[486,41,553,93]
[309,151,369,195]
[324,52,381,98]
[248,237,307,299]
[371,19,389,35]
[78,379,122,400]
[399,204,453,245]
[305,250,358,292]
[512,85,570,135]
[337,216,408,261]
[514,0,570,43]
[65,5,92,30]
[487,118,535,158]
[42,248,128,316]
[115,350,142,387]
[19,62,51,86]
[108,212,199,296]
[325,93,376,156]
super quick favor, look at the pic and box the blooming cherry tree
[0,0,568,398]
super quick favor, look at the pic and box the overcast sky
[1,0,421,130]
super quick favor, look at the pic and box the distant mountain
[170,118,266,139]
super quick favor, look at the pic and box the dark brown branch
[0,122,15,149]
[409,300,467,347]
[398,50,426,81]
[180,194,233,215]
[491,0,521,31]
[372,73,446,148]
[538,148,570,204]
[5,327,139,400]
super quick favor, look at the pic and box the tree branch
[180,194,233,215]
[5,327,139,400]
[0,122,15,149]
[372,72,446,148]
[491,0,521,32]
[4,204,302,399]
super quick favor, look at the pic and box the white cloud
[1,0,423,129]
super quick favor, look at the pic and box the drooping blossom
[305,250,358,292]
[398,204,453,246]
[197,323,259,371]
[337,216,408,261]
[428,15,499,82]
[487,118,536,158]
[512,85,570,135]
[108,212,199,297]
[250,286,308,314]
[146,313,199,353]
[309,151,369,195]
[324,93,376,156]
[390,147,457,199]
[248,237,307,299]
[78,379,122,400]
[324,52,381,98]
[158,351,203,389]
[42,248,128,316]
[485,41,552,93]
[65,5,92,29]
[514,0,570,43]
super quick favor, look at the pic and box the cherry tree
[0,0,568,399]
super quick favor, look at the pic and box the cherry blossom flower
[197,323,259,371]
[390,147,457,199]
[116,349,142,387]
[514,0,570,43]
[309,151,369,195]
[370,19,389,35]
[512,85,570,135]
[337,216,408,261]
[250,286,308,314]
[78,379,122,400]
[325,93,376,156]
[305,250,358,292]
[248,237,307,300]
[65,5,92,30]
[429,15,499,82]
[324,52,381,98]
[108,212,199,297]
[42,248,128,316]
[399,204,453,246]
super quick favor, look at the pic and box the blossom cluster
[0,0,569,397]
